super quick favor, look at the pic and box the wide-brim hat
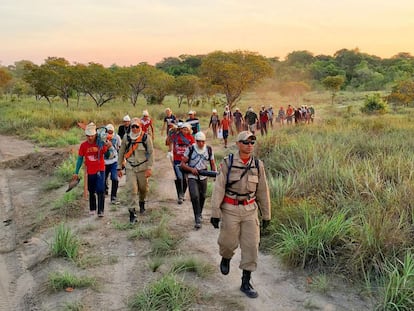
[85,122,97,136]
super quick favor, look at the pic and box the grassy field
[2,91,414,309]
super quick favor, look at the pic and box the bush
[361,93,388,114]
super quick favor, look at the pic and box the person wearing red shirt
[140,110,154,138]
[220,113,231,148]
[73,122,109,217]
[166,122,195,204]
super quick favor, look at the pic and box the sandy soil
[0,134,374,311]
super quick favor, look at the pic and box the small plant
[170,256,214,278]
[49,271,96,291]
[50,223,80,260]
[63,301,85,311]
[308,274,330,294]
[129,274,197,310]
[149,257,164,272]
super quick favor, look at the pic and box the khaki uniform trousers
[126,168,149,205]
[218,202,260,272]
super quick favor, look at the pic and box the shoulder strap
[207,145,212,161]
[225,153,234,188]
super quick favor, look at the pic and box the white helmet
[194,132,206,141]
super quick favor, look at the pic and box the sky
[1,0,414,67]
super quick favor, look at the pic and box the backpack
[124,133,150,167]
[187,145,212,163]
[225,153,260,191]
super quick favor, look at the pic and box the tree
[23,63,57,104]
[117,63,158,106]
[200,50,273,109]
[322,75,345,105]
[75,62,118,107]
[387,80,414,107]
[0,67,12,93]
[174,74,200,108]
[142,70,175,105]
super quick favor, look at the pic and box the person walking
[117,118,154,223]
[180,132,216,230]
[186,110,200,135]
[244,107,258,134]
[259,105,269,136]
[166,122,195,204]
[233,107,244,133]
[208,109,220,139]
[73,122,110,217]
[161,107,177,136]
[210,131,271,298]
[104,123,122,204]
[141,110,154,138]
[220,113,230,148]
[118,115,131,139]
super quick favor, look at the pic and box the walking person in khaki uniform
[117,118,154,223]
[210,131,271,298]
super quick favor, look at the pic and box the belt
[223,196,255,206]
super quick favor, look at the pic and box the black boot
[220,257,231,275]
[129,208,137,224]
[174,180,183,204]
[97,193,105,217]
[240,270,258,298]
[139,201,145,214]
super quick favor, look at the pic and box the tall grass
[49,271,96,291]
[129,273,197,311]
[50,223,80,260]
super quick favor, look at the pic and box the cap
[142,110,149,117]
[165,107,172,113]
[106,124,115,132]
[123,115,131,122]
[177,122,184,128]
[194,132,206,141]
[237,131,256,142]
[188,110,195,115]
[212,109,217,113]
[235,107,240,111]
[85,122,97,136]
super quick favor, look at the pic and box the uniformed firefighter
[117,118,154,223]
[210,131,271,298]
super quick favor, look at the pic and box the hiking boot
[139,201,145,214]
[178,198,183,205]
[220,257,231,275]
[240,270,258,298]
[129,208,137,224]
[194,223,201,230]
[97,212,104,217]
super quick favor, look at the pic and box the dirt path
[0,135,373,310]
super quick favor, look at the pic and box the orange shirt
[221,119,230,130]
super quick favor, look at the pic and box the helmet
[194,132,206,141]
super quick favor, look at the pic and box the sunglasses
[131,125,140,129]
[240,140,255,145]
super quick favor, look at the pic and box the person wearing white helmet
[104,124,122,204]
[209,109,220,139]
[180,131,216,229]
[186,110,200,136]
[118,115,131,139]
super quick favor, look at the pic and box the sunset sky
[1,0,413,67]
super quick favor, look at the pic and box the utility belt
[223,196,255,206]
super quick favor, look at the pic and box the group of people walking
[71,105,272,299]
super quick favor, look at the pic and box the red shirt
[221,119,230,131]
[141,117,153,134]
[78,141,107,174]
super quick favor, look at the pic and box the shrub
[361,93,388,114]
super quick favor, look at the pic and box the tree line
[1,48,414,108]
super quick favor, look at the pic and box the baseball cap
[142,110,149,117]
[237,131,256,142]
[123,115,131,122]
[194,132,206,141]
[106,124,115,132]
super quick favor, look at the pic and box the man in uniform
[117,118,154,223]
[210,131,271,298]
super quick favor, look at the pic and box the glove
[210,217,220,229]
[262,219,270,230]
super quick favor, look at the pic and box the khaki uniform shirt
[211,152,271,220]
[117,132,154,172]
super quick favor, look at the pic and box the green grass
[50,223,80,260]
[170,256,214,278]
[49,271,97,291]
[129,273,197,311]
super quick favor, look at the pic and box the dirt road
[0,134,373,310]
